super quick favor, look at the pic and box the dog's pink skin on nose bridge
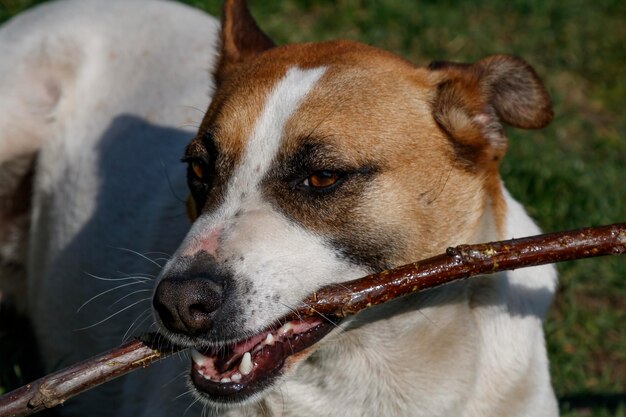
[184,227,222,257]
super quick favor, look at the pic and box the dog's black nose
[153,276,223,336]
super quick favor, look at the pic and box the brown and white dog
[0,0,558,416]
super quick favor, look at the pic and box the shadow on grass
[0,300,60,416]
[559,393,626,414]
[0,299,43,392]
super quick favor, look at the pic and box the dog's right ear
[428,55,553,167]
[215,0,275,85]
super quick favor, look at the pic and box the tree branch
[1,223,624,417]
[290,222,626,320]
[0,334,182,417]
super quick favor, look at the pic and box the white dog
[0,1,558,416]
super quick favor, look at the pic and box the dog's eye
[191,161,205,180]
[303,171,341,189]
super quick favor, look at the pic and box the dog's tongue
[190,317,337,401]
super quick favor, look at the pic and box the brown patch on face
[251,50,490,270]
[428,55,552,234]
[189,40,419,219]
[191,2,552,268]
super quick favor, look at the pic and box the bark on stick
[0,334,181,417]
[1,223,624,417]
[290,222,626,320]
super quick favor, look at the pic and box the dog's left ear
[215,0,275,85]
[429,55,553,165]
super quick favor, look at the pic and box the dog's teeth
[239,352,253,375]
[231,373,242,382]
[265,333,275,345]
[191,349,208,366]
[220,377,231,383]
[278,322,293,336]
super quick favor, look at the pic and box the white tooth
[239,352,253,376]
[231,373,242,382]
[220,377,231,383]
[278,322,293,336]
[265,333,275,345]
[191,349,207,366]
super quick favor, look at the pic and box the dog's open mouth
[189,317,336,402]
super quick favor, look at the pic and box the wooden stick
[290,222,626,319]
[0,334,182,417]
[1,223,624,417]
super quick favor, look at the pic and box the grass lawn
[1,0,625,415]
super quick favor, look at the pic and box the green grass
[1,0,625,415]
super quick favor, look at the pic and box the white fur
[234,66,327,197]
[0,1,558,416]
[163,65,370,333]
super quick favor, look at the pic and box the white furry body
[0,1,558,416]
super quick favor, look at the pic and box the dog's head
[152,0,552,406]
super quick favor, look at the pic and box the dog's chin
[185,317,338,405]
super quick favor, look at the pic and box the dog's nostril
[153,277,223,336]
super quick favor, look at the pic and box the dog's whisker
[143,250,173,257]
[278,302,304,322]
[111,288,153,307]
[177,104,206,115]
[182,397,201,417]
[84,272,152,283]
[176,388,196,402]
[115,271,156,280]
[152,257,171,264]
[76,280,148,313]
[426,167,453,205]
[417,309,440,329]
[113,247,166,269]
[163,370,189,389]
[177,123,201,130]
[75,297,152,331]
[296,303,340,329]
[159,158,187,204]
[121,307,153,343]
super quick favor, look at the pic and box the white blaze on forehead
[179,66,327,255]
[229,66,327,202]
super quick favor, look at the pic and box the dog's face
[152,0,552,407]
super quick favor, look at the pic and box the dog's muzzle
[151,251,339,404]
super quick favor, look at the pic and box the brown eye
[304,171,340,189]
[191,162,204,179]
